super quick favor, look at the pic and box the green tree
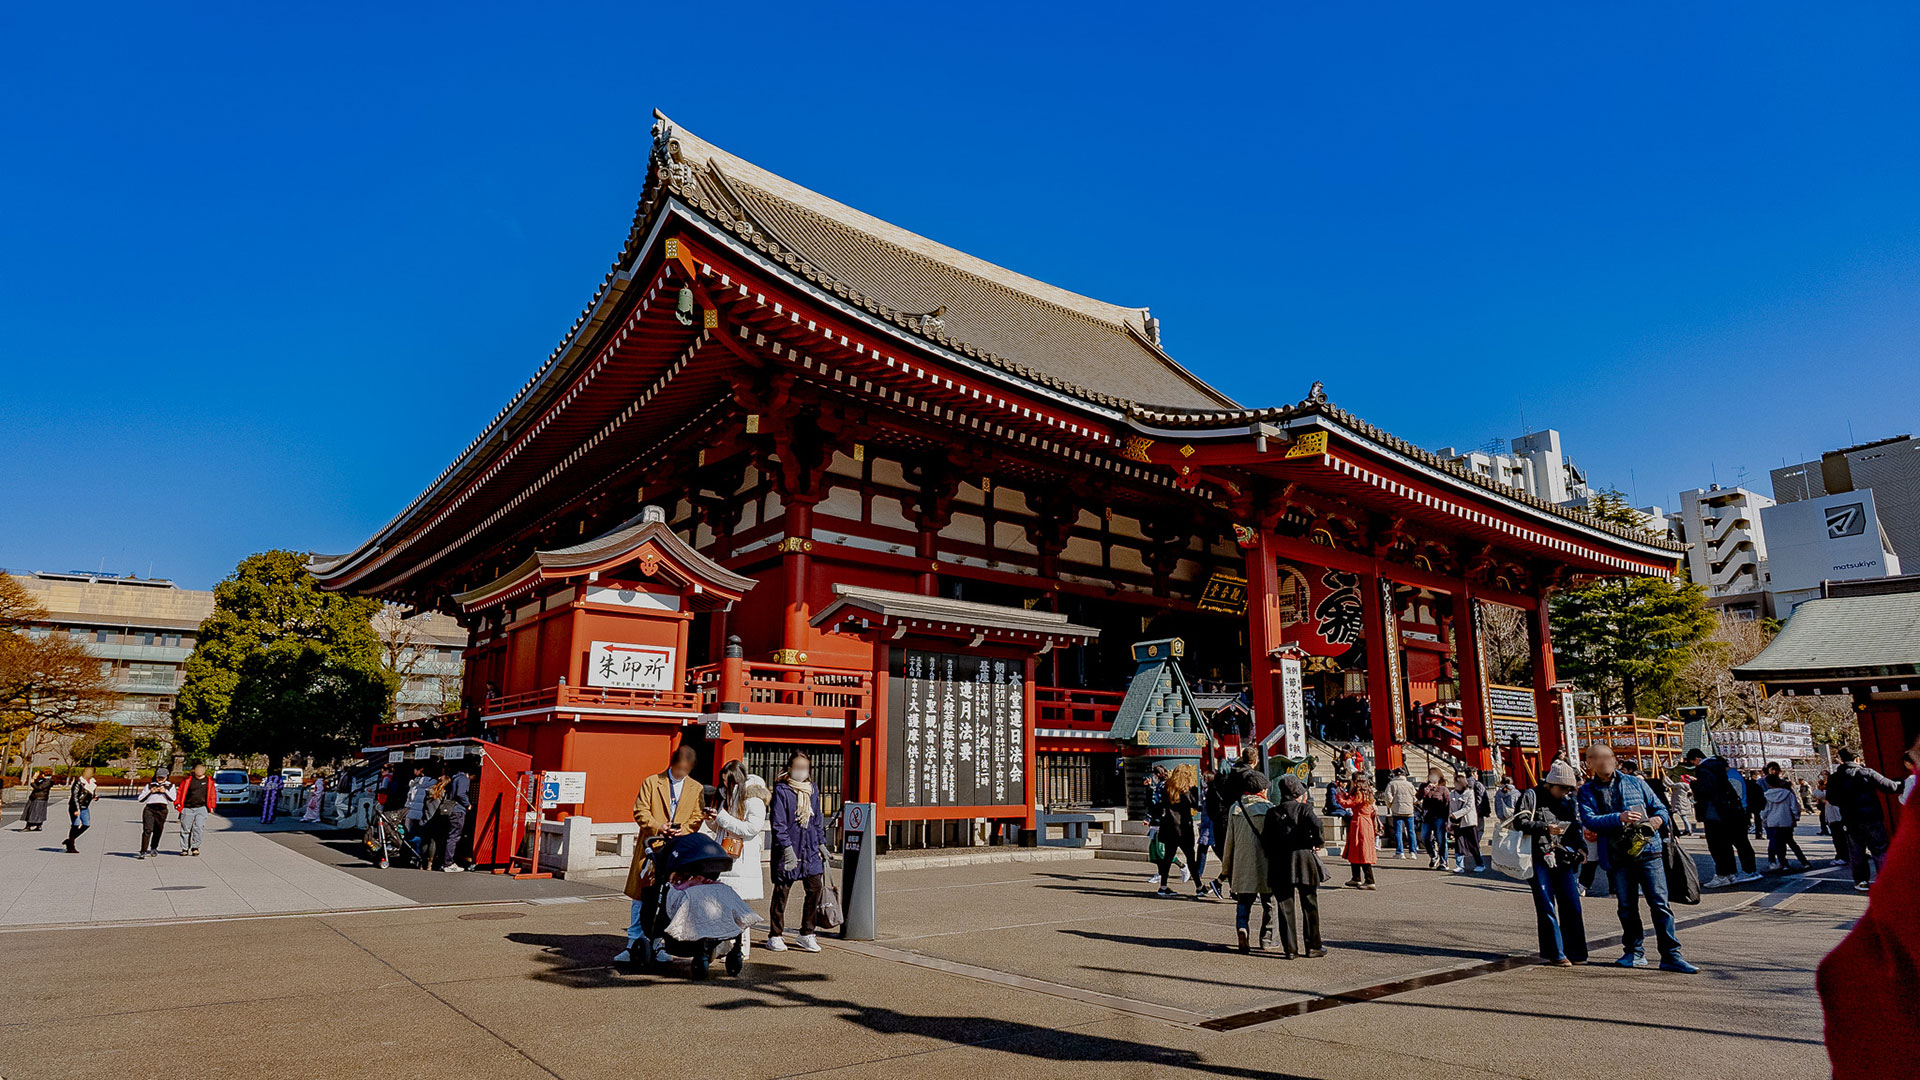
[0,573,120,776]
[69,721,131,766]
[1552,575,1716,715]
[1583,488,1654,534]
[174,551,393,769]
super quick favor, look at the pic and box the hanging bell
[675,286,695,326]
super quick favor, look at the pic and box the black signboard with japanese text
[885,647,1027,810]
[1196,570,1249,615]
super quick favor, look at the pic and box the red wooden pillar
[869,636,889,821]
[1360,568,1406,779]
[1530,596,1565,765]
[1454,588,1495,775]
[779,502,814,663]
[1022,654,1039,831]
[1242,529,1282,747]
[916,526,939,596]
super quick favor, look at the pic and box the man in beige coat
[616,745,705,964]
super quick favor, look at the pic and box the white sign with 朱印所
[586,641,676,692]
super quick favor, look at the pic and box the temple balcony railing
[688,659,874,725]
[490,684,704,717]
[1033,686,1125,733]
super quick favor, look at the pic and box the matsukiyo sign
[586,641,676,692]
[885,648,1026,810]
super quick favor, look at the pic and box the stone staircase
[1093,818,1155,863]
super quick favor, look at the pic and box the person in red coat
[174,763,216,856]
[1819,732,1920,1078]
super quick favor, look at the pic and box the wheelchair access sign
[539,771,587,809]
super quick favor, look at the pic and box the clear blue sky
[4,4,1916,589]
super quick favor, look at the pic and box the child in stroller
[635,830,762,978]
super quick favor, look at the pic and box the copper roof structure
[311,111,1682,599]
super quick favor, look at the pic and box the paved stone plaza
[0,807,1851,1080]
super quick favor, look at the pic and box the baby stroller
[636,831,760,979]
[364,808,425,869]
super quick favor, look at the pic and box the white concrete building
[1438,429,1593,507]
[1759,490,1903,615]
[1676,486,1773,617]
[1772,434,1920,568]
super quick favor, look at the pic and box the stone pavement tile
[0,915,403,1027]
[0,985,554,1080]
[417,925,1124,1080]
[1262,893,1843,1080]
[319,903,639,985]
[260,828,614,904]
[0,801,414,926]
[780,1012,1519,1080]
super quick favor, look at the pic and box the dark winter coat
[1515,787,1586,866]
[769,780,826,883]
[1261,796,1327,889]
[1826,763,1903,826]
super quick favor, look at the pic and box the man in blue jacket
[1578,743,1698,973]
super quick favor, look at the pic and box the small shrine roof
[812,584,1101,644]
[450,513,755,612]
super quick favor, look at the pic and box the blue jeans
[1388,816,1416,856]
[1528,861,1587,962]
[1607,853,1683,962]
[1418,818,1447,862]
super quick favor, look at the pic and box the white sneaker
[1471,865,1486,874]
[1853,882,1871,893]
[1452,866,1466,874]
[612,948,633,963]
[441,864,464,873]
[795,934,821,953]
[1733,872,1762,884]
[765,935,789,952]
[1703,875,1733,888]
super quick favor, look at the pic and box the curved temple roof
[311,111,1681,593]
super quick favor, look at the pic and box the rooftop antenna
[1848,419,1856,444]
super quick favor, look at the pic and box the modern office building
[1759,490,1903,615]
[1772,434,1920,566]
[1675,486,1774,617]
[1438,429,1594,508]
[9,570,466,748]
[14,572,214,737]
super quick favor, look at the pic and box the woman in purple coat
[765,751,827,954]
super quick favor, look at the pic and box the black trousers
[1845,820,1891,886]
[1273,882,1322,954]
[769,873,825,938]
[1155,822,1197,886]
[140,803,168,852]
[1704,818,1757,876]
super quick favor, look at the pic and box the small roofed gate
[809,583,1100,837]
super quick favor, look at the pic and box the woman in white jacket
[705,760,770,958]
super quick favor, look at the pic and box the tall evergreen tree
[173,551,393,768]
[1552,575,1715,715]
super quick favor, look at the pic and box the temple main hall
[312,113,1681,841]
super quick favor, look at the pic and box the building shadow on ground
[705,964,1318,1078]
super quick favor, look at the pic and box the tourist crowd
[1137,737,1915,972]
